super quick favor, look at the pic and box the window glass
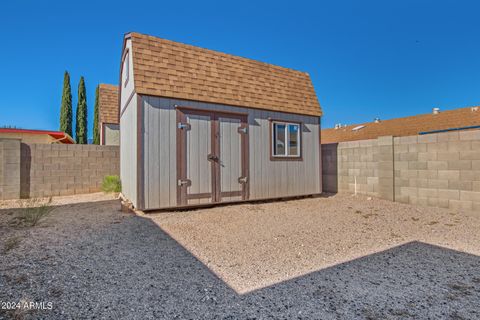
[272,122,301,157]
[288,124,299,156]
[273,123,286,156]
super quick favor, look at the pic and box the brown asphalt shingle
[128,32,322,116]
[99,84,119,124]
[321,106,480,144]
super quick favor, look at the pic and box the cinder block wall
[334,139,379,197]
[20,144,119,198]
[394,130,480,211]
[0,142,119,199]
[321,129,480,211]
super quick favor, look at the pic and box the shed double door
[176,108,249,206]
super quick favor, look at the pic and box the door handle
[238,176,248,184]
[207,154,219,161]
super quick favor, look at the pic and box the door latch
[207,154,219,161]
[238,176,248,184]
[177,179,191,187]
[177,122,191,130]
[237,126,248,134]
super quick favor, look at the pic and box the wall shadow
[19,143,31,199]
[1,200,479,319]
[321,143,338,193]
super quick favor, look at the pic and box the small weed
[355,210,362,214]
[427,221,439,226]
[101,175,121,193]
[2,236,22,254]
[411,217,420,222]
[12,198,53,227]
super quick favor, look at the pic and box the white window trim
[271,121,301,158]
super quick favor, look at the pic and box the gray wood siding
[120,94,137,208]
[141,95,321,210]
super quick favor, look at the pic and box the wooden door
[177,109,214,205]
[177,108,249,206]
[217,115,247,202]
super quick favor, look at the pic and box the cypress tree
[75,77,88,144]
[92,85,100,144]
[59,71,72,136]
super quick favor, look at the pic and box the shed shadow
[1,200,479,319]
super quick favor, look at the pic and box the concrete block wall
[20,144,120,198]
[336,139,379,197]
[0,142,119,200]
[0,139,21,200]
[321,129,480,211]
[394,130,480,211]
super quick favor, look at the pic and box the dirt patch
[150,194,480,293]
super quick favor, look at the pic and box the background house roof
[0,128,74,144]
[99,84,119,124]
[127,32,322,116]
[322,106,480,144]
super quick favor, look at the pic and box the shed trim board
[136,94,145,209]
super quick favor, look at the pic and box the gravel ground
[0,193,479,319]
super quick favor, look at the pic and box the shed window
[272,121,301,158]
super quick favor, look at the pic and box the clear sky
[1,0,479,138]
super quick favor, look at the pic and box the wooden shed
[119,32,323,210]
[98,84,120,146]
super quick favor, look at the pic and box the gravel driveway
[1,193,479,319]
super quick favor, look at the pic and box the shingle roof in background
[322,106,480,144]
[128,32,322,116]
[99,84,119,124]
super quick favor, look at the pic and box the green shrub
[102,175,121,193]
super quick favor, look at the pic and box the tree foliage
[75,77,88,144]
[93,85,100,144]
[59,71,72,136]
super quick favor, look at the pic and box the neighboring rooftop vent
[334,123,342,130]
[432,107,440,115]
[472,107,479,112]
[374,117,381,123]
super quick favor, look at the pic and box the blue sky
[0,0,479,138]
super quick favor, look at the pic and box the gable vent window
[271,121,301,159]
[123,51,129,87]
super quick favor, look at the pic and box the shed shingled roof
[321,106,480,144]
[127,32,322,116]
[99,84,119,124]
